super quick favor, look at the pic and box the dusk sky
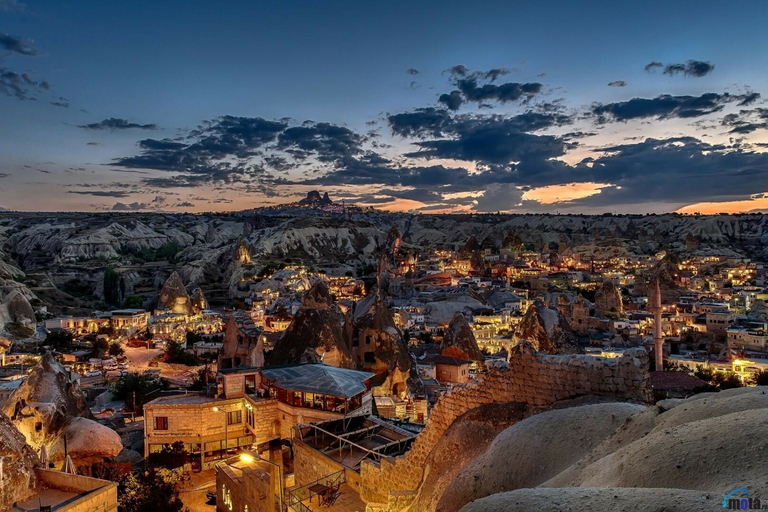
[1,0,768,214]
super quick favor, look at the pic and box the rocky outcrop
[270,282,354,368]
[351,292,419,396]
[235,238,251,264]
[0,410,40,511]
[440,312,483,361]
[0,289,36,336]
[2,354,121,470]
[512,300,582,354]
[157,270,193,315]
[191,287,208,313]
[594,280,623,316]
[747,300,768,323]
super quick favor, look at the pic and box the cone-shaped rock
[269,281,353,368]
[351,292,420,396]
[595,280,623,316]
[191,288,208,314]
[440,312,483,361]
[158,270,193,315]
[0,410,40,510]
[511,300,582,354]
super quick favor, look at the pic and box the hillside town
[0,201,767,511]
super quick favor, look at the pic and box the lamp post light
[213,406,228,460]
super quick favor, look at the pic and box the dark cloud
[69,190,130,197]
[276,122,364,163]
[591,92,754,123]
[176,201,195,207]
[0,68,50,100]
[644,62,663,72]
[607,80,626,87]
[112,201,148,211]
[0,32,38,56]
[406,68,419,75]
[439,76,543,110]
[445,65,469,77]
[568,137,768,207]
[79,118,158,130]
[474,183,524,212]
[114,115,287,186]
[663,60,715,78]
[721,108,768,134]
[388,107,454,138]
[737,92,761,106]
[86,142,101,146]
[50,96,69,108]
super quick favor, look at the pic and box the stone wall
[293,439,346,487]
[37,469,117,511]
[360,342,652,505]
[216,462,275,512]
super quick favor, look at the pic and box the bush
[108,342,125,357]
[123,294,144,309]
[751,370,768,386]
[113,372,169,414]
[164,341,200,366]
[117,467,187,512]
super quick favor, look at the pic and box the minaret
[653,278,664,370]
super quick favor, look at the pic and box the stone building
[144,363,375,472]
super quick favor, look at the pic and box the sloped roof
[651,370,707,391]
[261,363,375,398]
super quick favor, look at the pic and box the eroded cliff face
[511,300,582,354]
[2,354,121,470]
[440,312,484,361]
[351,292,420,397]
[269,281,354,368]
[0,410,40,511]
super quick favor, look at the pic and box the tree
[117,468,187,512]
[189,367,215,391]
[104,267,125,307]
[93,337,109,356]
[99,324,117,337]
[123,294,145,309]
[113,372,169,415]
[45,330,73,350]
[108,342,125,357]
[164,341,200,366]
[148,441,190,469]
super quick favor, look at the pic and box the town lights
[240,452,255,463]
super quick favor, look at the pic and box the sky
[1,0,768,214]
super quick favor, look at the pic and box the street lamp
[213,406,228,460]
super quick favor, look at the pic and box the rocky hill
[1,211,767,313]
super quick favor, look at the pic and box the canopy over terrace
[294,416,416,471]
[260,364,375,414]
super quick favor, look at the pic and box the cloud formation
[0,68,49,99]
[79,118,158,130]
[592,92,755,122]
[0,32,38,56]
[438,66,543,110]
[645,60,714,78]
[607,80,626,87]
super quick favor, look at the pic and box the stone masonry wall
[360,342,652,505]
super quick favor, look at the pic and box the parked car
[85,370,102,378]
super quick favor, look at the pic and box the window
[155,416,169,430]
[227,410,242,425]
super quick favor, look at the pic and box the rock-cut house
[219,312,265,369]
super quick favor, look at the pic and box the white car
[85,370,102,378]
[118,363,129,370]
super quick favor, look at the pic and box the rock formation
[235,238,251,264]
[594,280,623,316]
[351,292,419,396]
[298,190,332,206]
[440,312,483,361]
[0,410,40,511]
[269,282,354,368]
[747,300,768,323]
[2,354,122,470]
[0,289,36,337]
[385,225,401,255]
[512,300,582,354]
[191,287,208,314]
[571,294,591,332]
[157,270,193,315]
[556,294,572,319]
